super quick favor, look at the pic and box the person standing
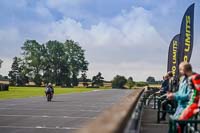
[160,72,173,120]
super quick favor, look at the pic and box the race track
[0,89,132,133]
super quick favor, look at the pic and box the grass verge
[0,86,109,100]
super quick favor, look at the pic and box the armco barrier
[75,88,145,133]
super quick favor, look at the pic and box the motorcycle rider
[45,83,54,100]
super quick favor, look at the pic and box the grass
[0,86,109,100]
[149,84,161,88]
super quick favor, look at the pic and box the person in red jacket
[177,62,200,133]
[179,73,200,120]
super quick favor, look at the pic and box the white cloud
[134,0,177,15]
[1,0,200,82]
[46,0,87,7]
[0,5,171,80]
[0,7,167,80]
[44,6,166,48]
[0,58,12,76]
[0,28,22,76]
[35,6,167,80]
[45,0,92,21]
[35,4,52,18]
[0,28,22,57]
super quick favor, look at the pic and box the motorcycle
[46,92,53,102]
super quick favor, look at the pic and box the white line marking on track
[0,114,95,119]
[42,115,48,117]
[0,126,80,130]
[36,126,44,128]
[0,108,102,112]
[92,90,101,92]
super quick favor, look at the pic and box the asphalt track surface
[140,97,168,133]
[0,89,132,133]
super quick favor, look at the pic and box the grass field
[148,84,161,88]
[0,87,108,100]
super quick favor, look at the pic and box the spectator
[167,62,191,119]
[160,72,173,120]
[177,62,200,132]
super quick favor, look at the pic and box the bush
[87,86,99,88]
[146,76,156,84]
[135,82,148,87]
[112,75,127,89]
[126,77,135,89]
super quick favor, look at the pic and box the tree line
[8,40,88,87]
[1,46,159,88]
[111,75,160,89]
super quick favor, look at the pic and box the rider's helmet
[48,83,52,87]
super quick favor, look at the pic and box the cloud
[0,5,168,80]
[0,28,22,57]
[45,0,92,22]
[42,6,167,64]
[35,6,167,80]
[1,0,199,81]
[46,0,87,7]
[0,57,13,76]
[35,3,53,18]
[44,6,166,48]
[133,0,177,15]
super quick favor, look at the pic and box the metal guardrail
[124,87,161,133]
[157,94,176,123]
[125,87,200,133]
[75,88,145,133]
[169,114,200,133]
[141,89,177,124]
[124,90,145,133]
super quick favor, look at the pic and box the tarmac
[0,89,132,133]
[140,102,168,133]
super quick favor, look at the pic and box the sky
[0,0,200,81]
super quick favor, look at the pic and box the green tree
[18,59,29,85]
[92,72,104,87]
[18,39,89,87]
[9,57,20,85]
[8,57,29,86]
[135,81,148,87]
[0,59,3,68]
[0,75,9,80]
[146,76,156,83]
[112,75,127,89]
[80,71,88,87]
[126,77,135,89]
[44,40,68,86]
[64,40,89,86]
[21,40,44,86]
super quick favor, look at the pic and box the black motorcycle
[46,92,53,102]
